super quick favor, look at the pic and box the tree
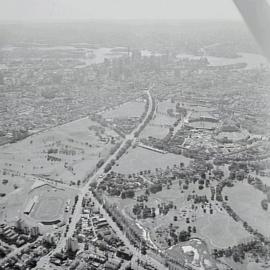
[233,252,241,262]
[96,159,105,168]
[141,246,147,255]
[121,190,135,199]
[206,163,214,171]
[183,184,189,190]
[149,184,162,194]
[104,164,112,173]
[261,199,268,211]
[198,179,205,185]
[179,230,190,242]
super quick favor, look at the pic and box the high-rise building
[43,233,55,245]
[30,226,40,237]
[16,218,40,237]
[66,237,79,252]
[15,218,29,234]
[15,218,25,231]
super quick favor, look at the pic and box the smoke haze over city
[0,0,242,21]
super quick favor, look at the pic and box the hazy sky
[0,0,243,21]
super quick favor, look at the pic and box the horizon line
[0,18,243,25]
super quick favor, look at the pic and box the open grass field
[196,212,249,248]
[152,114,176,126]
[100,100,146,119]
[141,100,177,139]
[253,174,270,186]
[157,99,176,115]
[223,180,270,237]
[114,147,191,174]
[0,181,34,225]
[0,117,121,186]
[247,261,270,270]
[140,124,169,139]
[0,174,26,196]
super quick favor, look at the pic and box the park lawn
[0,182,34,225]
[223,181,270,237]
[0,174,26,196]
[0,117,121,185]
[140,125,169,139]
[114,147,191,174]
[100,100,146,119]
[157,99,176,115]
[196,211,250,249]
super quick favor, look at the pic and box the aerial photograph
[0,0,270,269]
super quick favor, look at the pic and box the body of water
[177,52,269,70]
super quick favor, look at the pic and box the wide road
[172,111,191,137]
[54,89,155,253]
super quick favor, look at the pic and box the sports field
[23,184,77,230]
[167,238,216,269]
[31,197,65,222]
